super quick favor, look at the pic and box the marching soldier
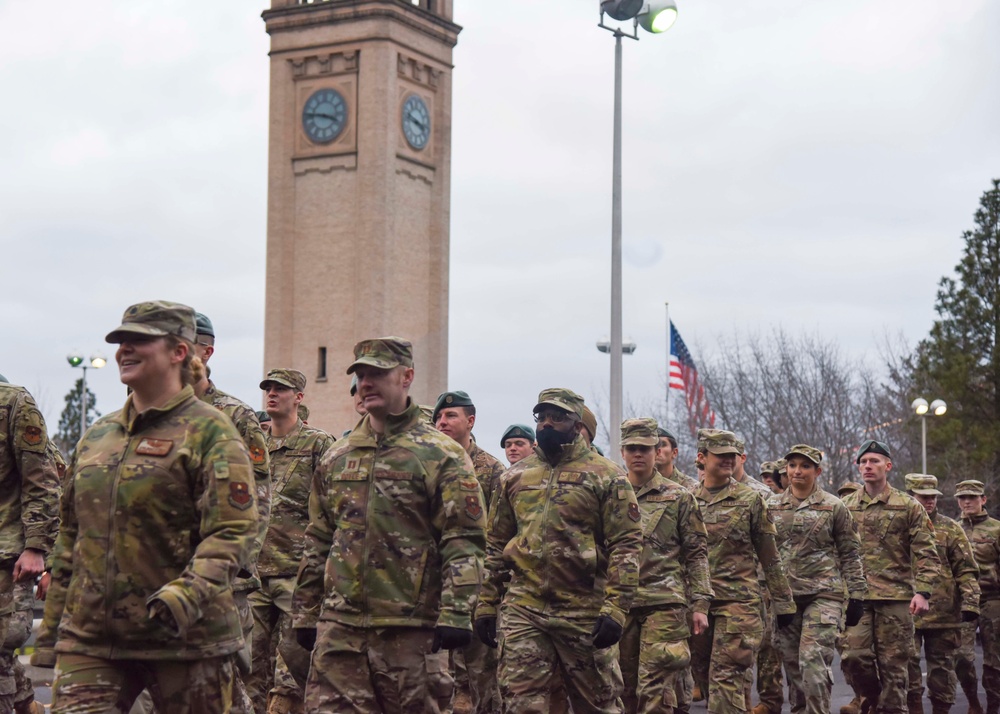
[655,426,699,492]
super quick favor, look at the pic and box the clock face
[302,89,347,144]
[402,94,431,151]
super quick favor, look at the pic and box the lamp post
[68,353,107,436]
[911,397,947,475]
[598,0,677,460]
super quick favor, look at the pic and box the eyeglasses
[533,410,574,425]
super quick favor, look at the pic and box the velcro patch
[249,446,266,465]
[333,471,367,482]
[628,501,641,522]
[22,426,43,446]
[374,470,413,480]
[136,438,173,457]
[646,494,677,502]
[465,495,483,520]
[558,472,584,484]
[229,482,252,510]
[459,480,480,492]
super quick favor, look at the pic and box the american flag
[669,321,715,436]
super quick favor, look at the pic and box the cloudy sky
[2,0,997,457]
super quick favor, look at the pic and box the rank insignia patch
[628,501,641,522]
[465,495,483,520]
[229,482,252,510]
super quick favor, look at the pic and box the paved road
[24,646,989,712]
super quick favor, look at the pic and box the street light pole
[609,27,625,461]
[911,397,947,475]
[920,413,927,475]
[68,353,107,438]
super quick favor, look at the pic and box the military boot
[907,696,925,714]
[840,697,862,714]
[692,684,704,702]
[13,700,45,714]
[751,705,777,714]
[929,700,950,714]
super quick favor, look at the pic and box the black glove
[845,599,865,628]
[590,615,624,649]
[475,616,498,649]
[962,610,979,623]
[295,627,317,651]
[776,612,795,630]
[432,626,472,652]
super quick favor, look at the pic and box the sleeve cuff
[600,606,627,628]
[147,585,199,637]
[692,599,710,615]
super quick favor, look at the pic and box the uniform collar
[635,471,670,498]
[534,433,591,467]
[118,385,196,434]
[349,399,422,446]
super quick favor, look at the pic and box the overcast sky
[2,0,997,457]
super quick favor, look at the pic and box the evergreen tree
[56,377,100,459]
[908,178,1000,493]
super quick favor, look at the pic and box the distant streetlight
[597,338,638,355]
[911,397,947,475]
[599,0,677,460]
[68,353,107,436]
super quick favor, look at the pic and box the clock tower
[261,0,461,434]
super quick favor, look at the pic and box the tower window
[317,346,328,381]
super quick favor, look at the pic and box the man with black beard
[475,388,643,713]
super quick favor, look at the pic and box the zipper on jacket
[106,430,136,654]
[360,439,380,626]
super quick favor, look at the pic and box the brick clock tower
[261,0,460,434]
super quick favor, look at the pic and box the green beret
[260,368,307,392]
[105,300,197,344]
[501,424,535,448]
[256,410,271,423]
[350,374,358,396]
[195,312,215,338]
[347,336,413,374]
[433,390,474,421]
[656,426,677,442]
[855,439,892,463]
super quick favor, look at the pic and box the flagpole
[664,301,670,431]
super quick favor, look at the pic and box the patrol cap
[533,388,585,420]
[260,368,307,392]
[697,428,741,455]
[776,458,787,475]
[350,374,358,396]
[347,337,413,374]
[501,424,535,448]
[105,301,197,344]
[195,312,215,338]
[620,418,659,447]
[256,410,271,423]
[298,404,310,421]
[785,444,823,466]
[904,473,943,496]
[955,480,986,497]
[837,480,861,497]
[581,406,598,442]
[759,460,777,477]
[433,390,474,421]
[855,439,892,464]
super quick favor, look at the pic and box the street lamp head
[601,0,645,21]
[67,353,84,368]
[930,399,947,416]
[638,0,678,33]
[90,355,107,369]
[911,397,929,415]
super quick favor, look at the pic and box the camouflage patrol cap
[697,428,741,455]
[433,390,474,421]
[620,418,659,447]
[776,458,787,475]
[786,444,823,466]
[904,473,943,496]
[533,388,585,420]
[838,480,861,497]
[955,480,986,497]
[194,312,215,338]
[501,424,535,448]
[105,300,197,344]
[298,404,310,421]
[347,336,413,374]
[259,368,307,392]
[759,460,777,476]
[581,406,598,441]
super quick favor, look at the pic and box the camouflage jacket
[476,435,642,627]
[915,511,980,628]
[633,473,713,613]
[738,472,776,503]
[842,485,942,601]
[467,439,505,513]
[961,511,1000,601]
[257,419,333,578]
[293,400,485,631]
[40,386,258,660]
[663,465,700,492]
[202,381,271,590]
[769,486,867,601]
[694,479,795,614]
[0,383,60,563]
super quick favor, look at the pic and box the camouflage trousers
[452,633,501,713]
[248,577,311,713]
[304,620,453,713]
[621,604,691,714]
[841,600,914,714]
[690,601,764,714]
[775,596,842,714]
[908,627,960,707]
[1,576,36,712]
[980,599,1000,710]
[498,602,623,714]
[673,609,695,714]
[955,622,979,702]
[52,653,234,713]
[755,594,784,713]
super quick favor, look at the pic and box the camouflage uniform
[0,382,59,714]
[292,396,486,712]
[958,484,1000,713]
[621,456,712,714]
[769,449,867,714]
[664,465,700,492]
[42,383,259,713]
[477,390,642,714]
[248,400,332,713]
[907,506,980,713]
[689,468,795,714]
[840,485,942,714]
